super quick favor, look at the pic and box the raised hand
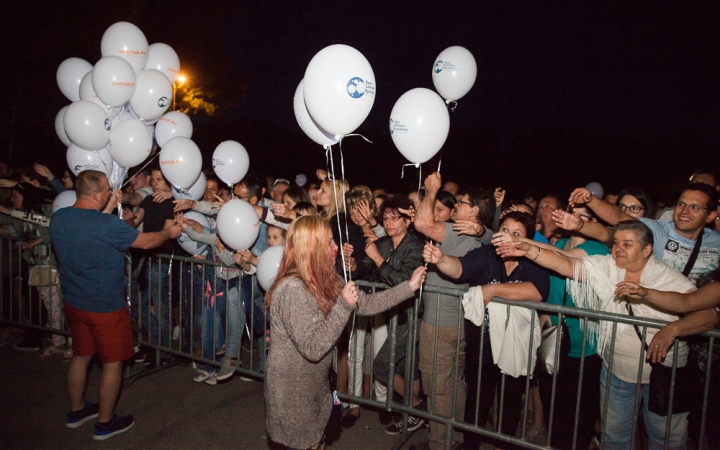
[495,241,531,259]
[552,209,582,231]
[494,187,506,207]
[424,172,442,192]
[568,187,592,208]
[453,220,481,236]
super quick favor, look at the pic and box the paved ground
[0,341,436,450]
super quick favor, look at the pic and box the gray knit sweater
[264,276,415,448]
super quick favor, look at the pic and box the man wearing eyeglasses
[568,182,719,286]
[269,178,290,203]
[411,172,496,450]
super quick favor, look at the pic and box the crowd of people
[1,158,719,449]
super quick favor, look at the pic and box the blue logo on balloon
[389,118,395,135]
[158,97,169,108]
[347,77,366,98]
[104,118,111,131]
[434,61,444,73]
[74,165,83,174]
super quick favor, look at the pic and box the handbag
[28,265,59,286]
[537,288,571,375]
[627,303,702,416]
[537,318,570,375]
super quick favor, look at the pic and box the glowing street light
[172,74,187,111]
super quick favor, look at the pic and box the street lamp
[172,74,187,111]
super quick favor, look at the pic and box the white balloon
[303,44,376,136]
[55,106,72,147]
[389,88,450,164]
[63,100,111,151]
[126,103,160,124]
[109,119,153,168]
[293,79,338,146]
[79,71,111,111]
[129,69,172,121]
[145,43,181,84]
[100,21,149,74]
[431,46,477,102]
[52,191,77,215]
[177,211,210,255]
[155,111,193,147]
[92,56,137,107]
[171,171,206,201]
[256,246,285,291]
[212,141,250,186]
[66,145,113,177]
[159,137,202,189]
[216,199,261,251]
[56,57,92,102]
[295,174,307,187]
[585,182,604,199]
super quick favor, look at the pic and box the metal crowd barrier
[347,280,720,450]
[0,237,70,344]
[2,235,718,450]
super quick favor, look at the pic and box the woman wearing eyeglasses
[346,195,427,433]
[552,187,653,247]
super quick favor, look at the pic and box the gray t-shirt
[422,222,490,327]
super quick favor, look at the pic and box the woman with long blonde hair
[264,215,426,449]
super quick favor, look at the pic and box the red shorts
[64,303,134,363]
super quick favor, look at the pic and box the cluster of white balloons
[390,46,477,165]
[55,21,187,184]
[294,44,376,146]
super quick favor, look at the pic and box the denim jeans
[600,364,688,450]
[140,259,172,348]
[198,279,227,373]
[234,274,267,371]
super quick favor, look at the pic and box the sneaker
[13,336,41,352]
[133,349,147,363]
[92,414,135,441]
[40,345,66,358]
[204,374,217,385]
[216,356,238,381]
[193,370,216,383]
[385,415,425,435]
[66,401,99,429]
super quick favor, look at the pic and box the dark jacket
[355,232,424,287]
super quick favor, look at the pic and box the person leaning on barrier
[411,172,495,450]
[49,170,181,441]
[424,210,550,450]
[495,220,718,449]
[493,205,610,449]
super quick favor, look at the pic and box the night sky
[2,1,718,203]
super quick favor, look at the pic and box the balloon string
[327,145,349,284]
[121,150,160,188]
[340,133,373,145]
[447,100,458,112]
[339,140,351,283]
[401,163,419,179]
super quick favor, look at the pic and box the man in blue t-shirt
[50,170,180,441]
[569,182,720,286]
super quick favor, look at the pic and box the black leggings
[464,362,526,450]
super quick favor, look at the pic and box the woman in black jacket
[348,194,426,433]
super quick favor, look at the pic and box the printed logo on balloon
[434,61,444,73]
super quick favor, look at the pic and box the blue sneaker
[92,414,135,441]
[65,401,99,429]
